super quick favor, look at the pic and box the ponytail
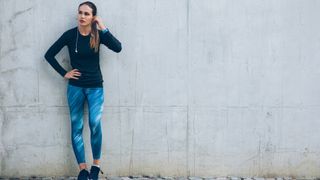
[90,21,100,53]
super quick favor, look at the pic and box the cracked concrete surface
[1,0,320,178]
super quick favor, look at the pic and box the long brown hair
[78,1,99,52]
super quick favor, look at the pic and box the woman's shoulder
[62,26,77,37]
[56,27,77,43]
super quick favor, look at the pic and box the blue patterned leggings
[67,84,104,164]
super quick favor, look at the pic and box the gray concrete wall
[1,0,320,178]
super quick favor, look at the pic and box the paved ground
[0,176,319,180]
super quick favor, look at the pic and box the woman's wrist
[98,23,107,30]
[102,28,109,33]
[99,24,108,33]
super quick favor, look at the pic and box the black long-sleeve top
[44,27,122,88]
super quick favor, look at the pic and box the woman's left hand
[93,16,107,30]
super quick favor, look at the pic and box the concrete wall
[1,0,320,178]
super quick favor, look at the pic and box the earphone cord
[75,27,79,53]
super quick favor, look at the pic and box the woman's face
[78,4,94,27]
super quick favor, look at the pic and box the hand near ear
[93,16,107,30]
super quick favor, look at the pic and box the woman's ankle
[93,159,100,166]
[79,163,87,170]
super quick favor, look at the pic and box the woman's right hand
[64,69,81,80]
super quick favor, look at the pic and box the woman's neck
[78,25,91,36]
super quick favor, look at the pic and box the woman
[44,1,122,179]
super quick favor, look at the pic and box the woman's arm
[94,16,122,53]
[100,30,122,53]
[44,32,68,77]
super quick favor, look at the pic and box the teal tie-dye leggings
[67,84,104,164]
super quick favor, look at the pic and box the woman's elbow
[115,43,122,53]
[44,51,54,62]
[44,52,50,61]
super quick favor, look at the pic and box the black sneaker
[77,169,89,180]
[89,165,104,180]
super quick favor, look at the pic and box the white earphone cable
[75,27,79,53]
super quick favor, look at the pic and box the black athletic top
[44,27,122,88]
